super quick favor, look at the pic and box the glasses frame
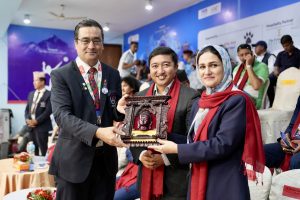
[76,38,103,46]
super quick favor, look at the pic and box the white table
[0,158,55,198]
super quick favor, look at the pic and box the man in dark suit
[25,71,52,156]
[119,47,199,200]
[49,19,127,200]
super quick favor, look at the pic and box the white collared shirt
[256,52,276,74]
[153,80,174,95]
[76,57,104,147]
[76,57,102,102]
[31,87,46,119]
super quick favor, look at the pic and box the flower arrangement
[13,152,31,171]
[27,188,56,200]
[14,152,30,162]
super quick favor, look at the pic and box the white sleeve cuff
[161,153,171,166]
[139,150,147,161]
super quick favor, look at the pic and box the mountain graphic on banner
[8,27,77,102]
[21,35,72,55]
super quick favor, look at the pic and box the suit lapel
[36,90,47,110]
[71,62,95,108]
[39,90,48,102]
[100,63,107,117]
[29,91,35,112]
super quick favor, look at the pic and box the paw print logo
[244,32,254,44]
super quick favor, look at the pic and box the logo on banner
[198,2,221,20]
[244,32,254,45]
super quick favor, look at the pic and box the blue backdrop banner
[8,25,76,103]
[124,0,300,64]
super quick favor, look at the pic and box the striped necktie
[88,67,100,110]
[31,92,40,114]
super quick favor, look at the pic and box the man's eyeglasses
[77,38,102,46]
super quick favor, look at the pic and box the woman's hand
[117,94,129,114]
[148,139,178,154]
[280,133,293,148]
[291,140,300,154]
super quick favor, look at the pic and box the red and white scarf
[190,83,265,200]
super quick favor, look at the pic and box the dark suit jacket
[178,95,250,200]
[25,90,52,133]
[49,61,123,183]
[131,84,200,200]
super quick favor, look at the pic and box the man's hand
[140,150,164,170]
[31,119,38,126]
[26,119,31,125]
[245,54,255,67]
[140,150,155,169]
[273,66,280,77]
[95,127,127,148]
[117,94,129,114]
[26,119,37,127]
[151,154,164,169]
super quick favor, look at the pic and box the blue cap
[252,41,267,49]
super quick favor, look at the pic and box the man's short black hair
[280,35,293,45]
[176,70,189,83]
[130,41,139,46]
[39,77,46,84]
[237,44,252,52]
[140,60,147,66]
[183,49,193,56]
[74,19,104,41]
[148,47,178,66]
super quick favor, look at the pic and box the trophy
[121,95,170,147]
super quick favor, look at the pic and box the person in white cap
[25,71,52,156]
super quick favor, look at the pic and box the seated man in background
[233,44,269,109]
[252,40,276,75]
[13,125,31,152]
[136,60,150,81]
[264,95,300,171]
[268,35,300,106]
[182,50,203,91]
[115,149,140,200]
[182,49,195,77]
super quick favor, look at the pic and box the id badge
[40,102,46,107]
[96,110,102,126]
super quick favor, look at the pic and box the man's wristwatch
[246,64,252,69]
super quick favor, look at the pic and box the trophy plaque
[121,95,170,147]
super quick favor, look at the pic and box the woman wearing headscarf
[149,45,265,200]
